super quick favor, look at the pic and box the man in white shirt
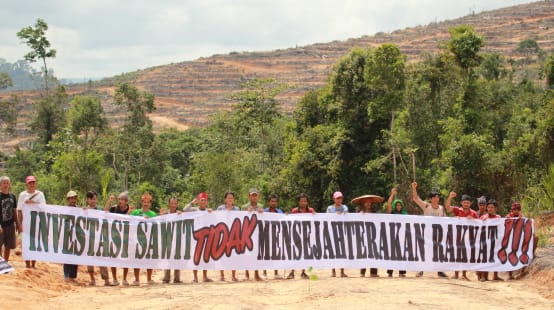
[16,176,46,268]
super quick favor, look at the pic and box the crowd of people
[0,175,537,286]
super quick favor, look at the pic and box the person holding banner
[183,192,214,283]
[0,176,20,263]
[217,192,240,282]
[287,193,315,280]
[445,192,479,281]
[243,188,265,281]
[17,175,46,268]
[386,188,407,278]
[63,190,80,284]
[506,202,538,280]
[352,194,383,278]
[411,182,449,278]
[479,199,503,282]
[327,191,348,278]
[105,192,131,286]
[84,191,110,286]
[263,194,284,280]
[162,196,182,284]
[130,192,158,286]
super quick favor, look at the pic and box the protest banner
[22,204,533,271]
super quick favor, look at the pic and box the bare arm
[104,195,115,211]
[445,191,456,214]
[387,188,397,214]
[411,182,427,211]
[182,199,197,212]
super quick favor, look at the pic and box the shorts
[0,224,16,250]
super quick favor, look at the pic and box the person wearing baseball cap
[326,191,348,278]
[17,175,46,268]
[63,190,80,284]
[243,188,264,281]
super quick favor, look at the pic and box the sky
[1,0,535,80]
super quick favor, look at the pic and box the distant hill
[2,0,554,154]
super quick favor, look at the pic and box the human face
[249,193,259,204]
[478,203,486,214]
[429,195,439,206]
[333,196,343,206]
[486,203,496,216]
[169,198,178,212]
[141,197,152,210]
[461,200,471,210]
[268,197,278,209]
[86,195,98,208]
[26,181,37,193]
[225,193,234,206]
[395,202,403,212]
[198,197,208,209]
[118,197,128,208]
[298,197,308,210]
[0,179,10,193]
[67,196,78,206]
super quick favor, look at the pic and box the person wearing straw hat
[327,191,348,278]
[351,193,384,278]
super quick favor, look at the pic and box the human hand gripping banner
[22,204,534,271]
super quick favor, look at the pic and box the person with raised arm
[445,191,478,280]
[386,188,407,278]
[411,182,448,278]
[183,192,214,283]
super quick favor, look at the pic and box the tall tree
[16,18,57,93]
[110,82,155,190]
[68,95,107,150]
[31,85,67,146]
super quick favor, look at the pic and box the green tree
[68,95,107,150]
[0,72,12,89]
[31,85,67,146]
[545,55,554,89]
[447,25,484,75]
[16,18,57,93]
[109,82,155,190]
[0,94,18,134]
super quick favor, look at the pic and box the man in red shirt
[479,199,502,281]
[446,192,479,280]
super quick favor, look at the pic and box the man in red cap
[17,175,46,268]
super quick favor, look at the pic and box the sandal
[287,272,295,279]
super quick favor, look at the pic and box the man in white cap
[17,175,46,268]
[326,191,348,277]
[63,190,80,284]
